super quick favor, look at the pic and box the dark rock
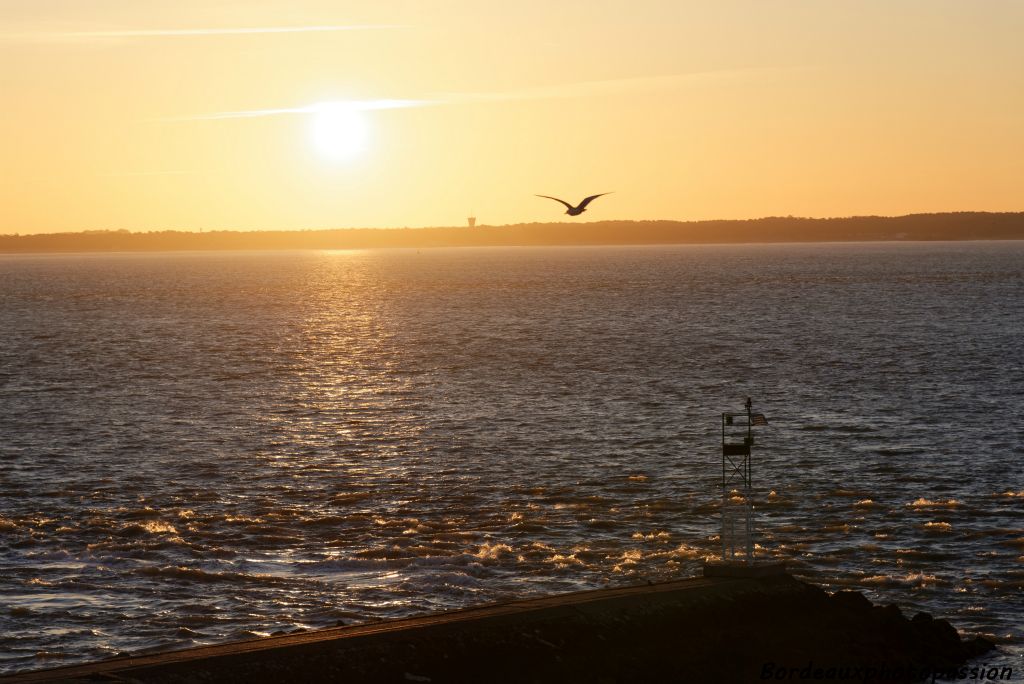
[830,590,872,613]
[911,611,933,624]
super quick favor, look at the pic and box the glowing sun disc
[309,103,369,161]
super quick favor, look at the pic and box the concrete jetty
[5,572,994,683]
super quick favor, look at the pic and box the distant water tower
[467,215,476,228]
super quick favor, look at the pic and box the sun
[309,102,369,161]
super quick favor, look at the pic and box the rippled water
[1,243,1021,675]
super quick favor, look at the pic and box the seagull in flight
[535,192,612,216]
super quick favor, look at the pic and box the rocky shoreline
[5,573,997,683]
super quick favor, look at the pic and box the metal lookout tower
[720,397,766,562]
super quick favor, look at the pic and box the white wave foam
[907,498,961,509]
[474,543,512,561]
[861,572,944,587]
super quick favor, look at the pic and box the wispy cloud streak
[170,67,808,122]
[5,25,402,42]
[101,170,194,177]
[445,69,778,104]
[167,100,432,122]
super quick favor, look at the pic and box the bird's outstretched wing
[577,192,612,211]
[535,195,574,210]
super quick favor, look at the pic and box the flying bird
[535,192,612,216]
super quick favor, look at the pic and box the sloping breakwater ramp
[5,573,993,683]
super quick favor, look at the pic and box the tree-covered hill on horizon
[2,212,1023,253]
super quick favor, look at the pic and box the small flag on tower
[751,413,769,426]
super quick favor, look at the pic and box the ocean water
[0,243,1021,675]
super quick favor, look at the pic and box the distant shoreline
[2,212,1023,254]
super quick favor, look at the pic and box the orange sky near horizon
[2,0,1022,234]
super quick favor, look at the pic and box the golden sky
[2,0,1022,233]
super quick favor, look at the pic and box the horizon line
[3,211,1022,237]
